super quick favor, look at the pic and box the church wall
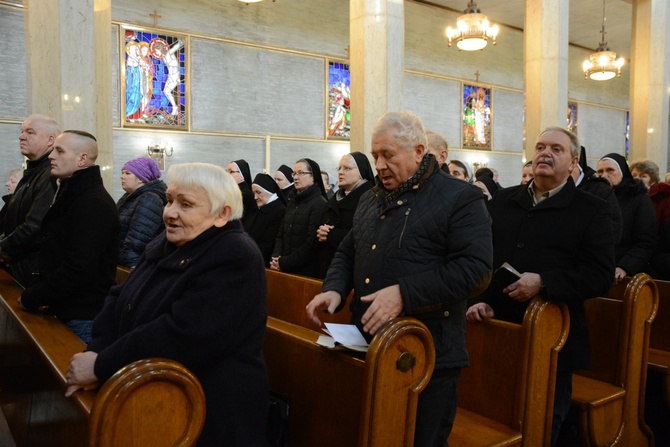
[0,1,633,195]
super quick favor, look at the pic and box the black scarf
[374,154,437,209]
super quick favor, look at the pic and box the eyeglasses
[226,169,240,174]
[336,166,357,172]
[291,171,312,177]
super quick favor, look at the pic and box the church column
[349,0,404,156]
[24,0,113,189]
[524,0,570,155]
[629,0,670,169]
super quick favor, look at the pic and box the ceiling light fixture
[583,0,624,81]
[446,0,499,51]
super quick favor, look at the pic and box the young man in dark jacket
[19,130,119,344]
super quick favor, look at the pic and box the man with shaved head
[19,130,119,343]
[0,115,60,286]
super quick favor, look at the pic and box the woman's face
[274,171,290,189]
[292,162,314,192]
[225,162,244,184]
[337,155,361,192]
[121,170,144,194]
[521,165,533,185]
[163,184,220,247]
[596,159,623,187]
[631,168,652,189]
[252,185,273,207]
[448,163,469,182]
[5,172,21,194]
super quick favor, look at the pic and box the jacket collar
[511,176,577,210]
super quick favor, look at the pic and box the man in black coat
[19,130,120,344]
[307,112,493,447]
[467,127,615,447]
[0,115,60,286]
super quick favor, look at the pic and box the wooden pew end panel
[89,358,206,447]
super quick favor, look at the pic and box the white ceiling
[411,0,632,57]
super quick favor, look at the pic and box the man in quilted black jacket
[307,111,493,447]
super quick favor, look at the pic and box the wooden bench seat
[0,269,205,447]
[265,270,568,447]
[571,273,658,447]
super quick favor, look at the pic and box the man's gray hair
[539,127,580,157]
[26,114,60,137]
[166,163,243,220]
[372,111,427,153]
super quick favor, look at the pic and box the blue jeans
[65,319,93,345]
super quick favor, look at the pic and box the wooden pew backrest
[453,298,568,447]
[265,269,351,331]
[572,273,658,447]
[90,358,205,447]
[264,316,435,447]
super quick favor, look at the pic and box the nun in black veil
[270,158,327,278]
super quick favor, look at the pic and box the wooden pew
[451,298,569,447]
[265,270,568,447]
[611,277,670,410]
[0,269,205,447]
[265,316,435,447]
[571,273,658,447]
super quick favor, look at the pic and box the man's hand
[269,257,281,271]
[614,267,627,285]
[466,303,495,322]
[503,272,542,302]
[306,291,342,327]
[65,351,99,397]
[360,285,403,335]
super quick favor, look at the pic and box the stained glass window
[567,102,578,135]
[462,83,491,150]
[327,61,350,139]
[123,28,187,129]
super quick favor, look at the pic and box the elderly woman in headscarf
[244,173,287,265]
[273,164,295,202]
[316,152,374,278]
[116,157,166,267]
[596,153,656,283]
[65,163,269,446]
[225,159,257,224]
[270,158,327,278]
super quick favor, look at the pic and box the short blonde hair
[166,163,243,220]
[372,111,428,153]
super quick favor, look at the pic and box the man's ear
[213,205,233,228]
[414,144,425,163]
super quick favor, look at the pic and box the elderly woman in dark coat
[65,163,269,447]
[597,153,656,283]
[116,157,166,267]
[270,158,327,278]
[245,173,287,265]
[316,152,374,278]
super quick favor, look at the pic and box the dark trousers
[414,367,461,447]
[552,369,575,447]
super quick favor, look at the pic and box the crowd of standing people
[1,111,669,446]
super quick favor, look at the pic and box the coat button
[380,215,386,220]
[127,303,132,311]
[371,244,377,250]
[397,200,403,206]
[516,242,524,248]
[365,278,370,284]
[443,310,450,317]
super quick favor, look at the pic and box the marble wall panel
[190,39,325,138]
[492,89,525,153]
[0,6,28,120]
[111,25,120,127]
[0,123,27,181]
[578,105,627,159]
[403,74,461,149]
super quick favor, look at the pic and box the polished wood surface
[451,298,569,447]
[0,268,205,447]
[115,265,133,285]
[266,269,351,330]
[572,273,658,447]
[264,270,435,447]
